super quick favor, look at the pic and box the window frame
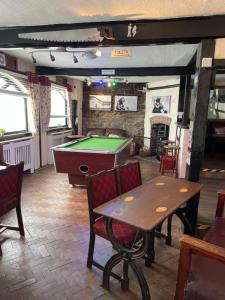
[48,85,69,130]
[0,72,29,136]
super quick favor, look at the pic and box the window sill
[47,128,72,136]
[0,133,33,145]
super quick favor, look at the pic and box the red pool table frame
[52,137,133,186]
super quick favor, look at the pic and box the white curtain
[39,76,51,132]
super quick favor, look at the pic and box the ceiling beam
[1,15,225,48]
[36,66,195,76]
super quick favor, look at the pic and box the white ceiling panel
[4,44,198,69]
[0,0,225,27]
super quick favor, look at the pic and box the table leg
[145,230,155,267]
[103,218,151,300]
[184,192,200,236]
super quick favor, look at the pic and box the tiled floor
[0,159,224,300]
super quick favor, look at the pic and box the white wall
[144,78,180,144]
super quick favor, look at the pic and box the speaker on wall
[71,100,78,134]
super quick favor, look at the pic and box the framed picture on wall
[114,96,138,111]
[152,96,171,114]
[89,95,112,111]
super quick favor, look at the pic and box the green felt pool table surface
[65,136,128,151]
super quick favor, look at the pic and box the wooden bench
[175,190,225,300]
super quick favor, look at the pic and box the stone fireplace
[149,116,172,156]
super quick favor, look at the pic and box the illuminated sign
[111,49,132,57]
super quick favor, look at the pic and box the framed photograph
[152,96,171,114]
[114,96,138,112]
[89,95,112,111]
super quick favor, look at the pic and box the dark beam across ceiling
[1,15,225,48]
[36,66,195,76]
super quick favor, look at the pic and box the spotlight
[98,80,104,86]
[73,53,78,63]
[50,51,55,62]
[112,81,117,87]
[95,48,101,57]
[107,82,111,87]
[87,80,92,86]
[31,53,36,64]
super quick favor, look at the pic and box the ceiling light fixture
[31,53,36,64]
[73,53,78,63]
[95,48,101,57]
[50,51,55,62]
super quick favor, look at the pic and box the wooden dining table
[94,175,203,300]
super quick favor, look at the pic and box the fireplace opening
[150,123,169,157]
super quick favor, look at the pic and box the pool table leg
[68,174,87,186]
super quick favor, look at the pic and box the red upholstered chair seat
[93,217,138,246]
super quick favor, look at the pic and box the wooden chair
[117,160,142,194]
[86,168,139,290]
[160,145,180,178]
[174,190,225,300]
[0,162,25,255]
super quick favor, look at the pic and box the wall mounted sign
[201,57,213,68]
[89,95,112,111]
[111,49,132,57]
[127,24,137,38]
[114,96,138,112]
[101,69,115,75]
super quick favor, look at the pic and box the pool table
[52,136,132,186]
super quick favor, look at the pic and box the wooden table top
[94,176,203,232]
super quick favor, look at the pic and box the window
[49,87,69,128]
[0,72,29,134]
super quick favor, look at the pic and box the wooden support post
[178,75,186,113]
[182,74,192,127]
[188,39,215,182]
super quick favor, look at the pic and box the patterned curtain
[39,76,51,132]
[66,84,73,128]
[27,72,40,134]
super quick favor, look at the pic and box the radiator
[47,132,70,164]
[3,139,34,173]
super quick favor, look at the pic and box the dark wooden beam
[178,75,186,112]
[182,74,192,126]
[36,66,195,76]
[1,15,225,47]
[214,59,225,68]
[187,39,215,182]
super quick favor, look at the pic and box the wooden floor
[0,159,224,300]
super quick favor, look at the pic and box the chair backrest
[0,162,24,217]
[86,168,119,224]
[118,161,142,194]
